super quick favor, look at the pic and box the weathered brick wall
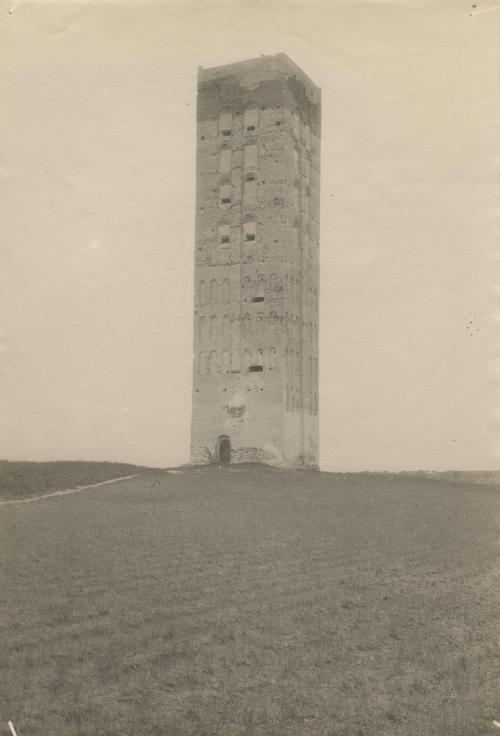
[190,54,320,468]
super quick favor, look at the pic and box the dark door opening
[218,435,231,464]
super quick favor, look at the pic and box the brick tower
[190,53,320,468]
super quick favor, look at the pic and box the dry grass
[0,464,498,735]
[0,461,150,501]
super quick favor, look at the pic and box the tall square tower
[190,53,320,468]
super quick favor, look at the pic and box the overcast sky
[1,0,498,471]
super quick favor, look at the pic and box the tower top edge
[198,53,321,96]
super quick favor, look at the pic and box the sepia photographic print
[1,1,499,735]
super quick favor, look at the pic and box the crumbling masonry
[190,53,320,467]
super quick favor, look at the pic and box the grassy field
[0,461,150,501]
[0,464,499,736]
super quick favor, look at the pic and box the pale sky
[1,0,498,471]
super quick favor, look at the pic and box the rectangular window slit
[252,296,264,302]
[248,365,263,372]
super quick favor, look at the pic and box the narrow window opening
[209,279,219,303]
[244,143,257,169]
[219,110,233,136]
[256,313,264,336]
[244,174,257,203]
[252,296,264,303]
[248,365,263,372]
[242,314,252,337]
[219,224,230,246]
[244,106,259,132]
[220,183,231,208]
[244,221,256,243]
[208,350,217,374]
[219,148,232,173]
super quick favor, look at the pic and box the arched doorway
[218,435,231,464]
